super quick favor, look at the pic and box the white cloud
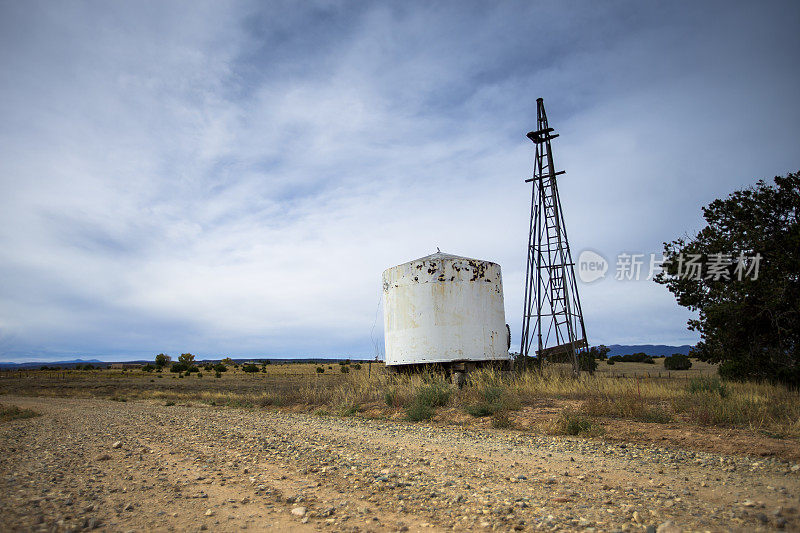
[0,1,798,360]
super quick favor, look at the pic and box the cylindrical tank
[382,252,510,368]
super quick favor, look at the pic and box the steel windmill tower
[520,98,588,376]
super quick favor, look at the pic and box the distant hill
[0,358,105,369]
[604,345,693,357]
[0,357,375,369]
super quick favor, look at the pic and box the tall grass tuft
[461,368,520,417]
[688,377,728,397]
[549,408,602,436]
[405,375,451,421]
[581,393,672,423]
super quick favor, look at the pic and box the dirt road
[1,397,798,532]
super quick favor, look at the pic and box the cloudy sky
[1,1,798,362]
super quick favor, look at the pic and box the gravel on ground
[1,396,799,532]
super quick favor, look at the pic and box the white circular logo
[577,250,608,283]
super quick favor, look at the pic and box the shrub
[664,354,692,370]
[338,404,360,417]
[340,365,350,374]
[551,409,601,436]
[491,412,514,429]
[215,372,222,378]
[0,404,39,422]
[316,367,325,374]
[609,353,655,364]
[414,381,451,408]
[606,359,615,365]
[405,380,451,421]
[352,363,362,370]
[578,352,597,374]
[588,345,610,360]
[242,364,259,373]
[513,353,541,372]
[170,362,187,373]
[142,363,155,372]
[185,365,199,374]
[466,403,495,417]
[213,363,227,373]
[716,359,800,387]
[258,394,287,407]
[406,401,434,422]
[718,359,756,382]
[465,386,504,417]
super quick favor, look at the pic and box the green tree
[178,353,195,366]
[155,353,171,367]
[664,354,692,371]
[655,172,800,384]
[587,345,610,360]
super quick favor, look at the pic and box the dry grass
[2,362,799,439]
[0,403,39,423]
[547,408,604,436]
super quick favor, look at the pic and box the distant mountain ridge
[0,358,105,369]
[0,357,373,369]
[604,344,693,357]
[0,348,694,368]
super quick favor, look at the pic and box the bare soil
[2,396,799,532]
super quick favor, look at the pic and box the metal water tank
[382,252,510,369]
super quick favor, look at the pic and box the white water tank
[382,252,510,367]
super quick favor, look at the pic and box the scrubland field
[2,361,800,531]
